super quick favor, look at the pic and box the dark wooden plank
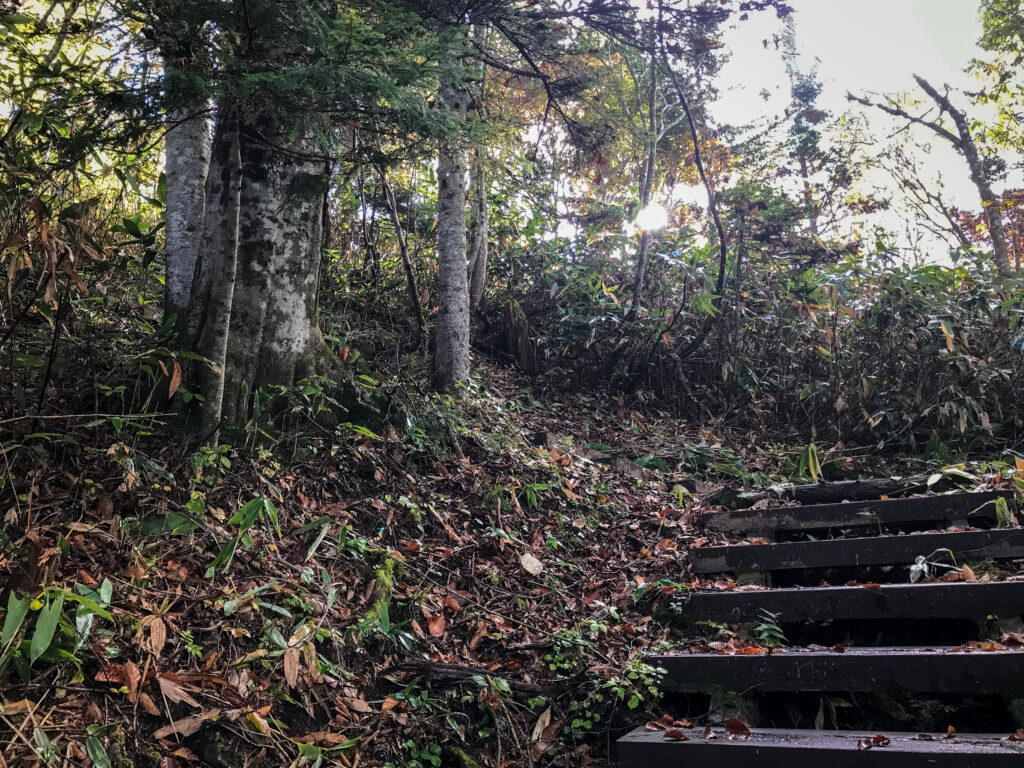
[703,491,1015,536]
[690,529,1024,575]
[709,477,935,509]
[671,581,1024,625]
[649,647,1024,694]
[617,727,1023,768]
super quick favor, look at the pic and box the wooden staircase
[618,490,1024,767]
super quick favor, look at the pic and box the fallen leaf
[124,661,141,702]
[520,552,544,576]
[139,692,161,716]
[531,707,552,743]
[157,676,201,709]
[0,700,35,715]
[873,734,891,747]
[724,718,751,737]
[283,647,300,688]
[150,617,167,657]
[168,361,182,398]
[1009,729,1024,742]
[427,612,446,638]
[153,709,220,739]
[663,728,689,741]
[381,697,400,712]
[344,698,373,713]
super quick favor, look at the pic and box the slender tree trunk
[467,149,488,313]
[914,76,1013,278]
[162,55,211,317]
[627,59,658,323]
[432,55,472,393]
[186,111,242,437]
[378,166,426,340]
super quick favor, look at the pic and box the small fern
[754,609,787,648]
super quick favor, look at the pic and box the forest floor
[0,361,1010,768]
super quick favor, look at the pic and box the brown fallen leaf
[344,697,373,713]
[150,617,167,657]
[724,717,751,738]
[0,699,36,715]
[381,697,400,712]
[872,734,891,747]
[153,709,220,739]
[1009,729,1024,742]
[426,612,446,638]
[663,728,689,741]
[139,692,161,716]
[157,676,201,709]
[283,647,301,688]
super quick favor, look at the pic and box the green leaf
[61,591,113,622]
[30,591,64,664]
[85,736,112,768]
[34,728,57,765]
[306,522,331,562]
[1,592,30,647]
[691,292,720,316]
[263,498,280,536]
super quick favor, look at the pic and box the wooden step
[649,646,1024,694]
[618,727,1024,768]
[690,529,1024,575]
[704,491,1015,537]
[671,580,1024,625]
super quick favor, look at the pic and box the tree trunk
[626,60,658,323]
[379,166,425,341]
[432,56,472,393]
[467,148,488,313]
[186,113,242,437]
[183,116,329,429]
[503,299,537,375]
[219,128,328,423]
[915,76,1013,278]
[162,55,211,318]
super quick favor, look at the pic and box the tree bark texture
[220,128,328,423]
[183,116,329,428]
[467,148,488,313]
[162,55,211,317]
[432,59,472,393]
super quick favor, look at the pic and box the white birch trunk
[163,55,211,316]
[188,114,242,437]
